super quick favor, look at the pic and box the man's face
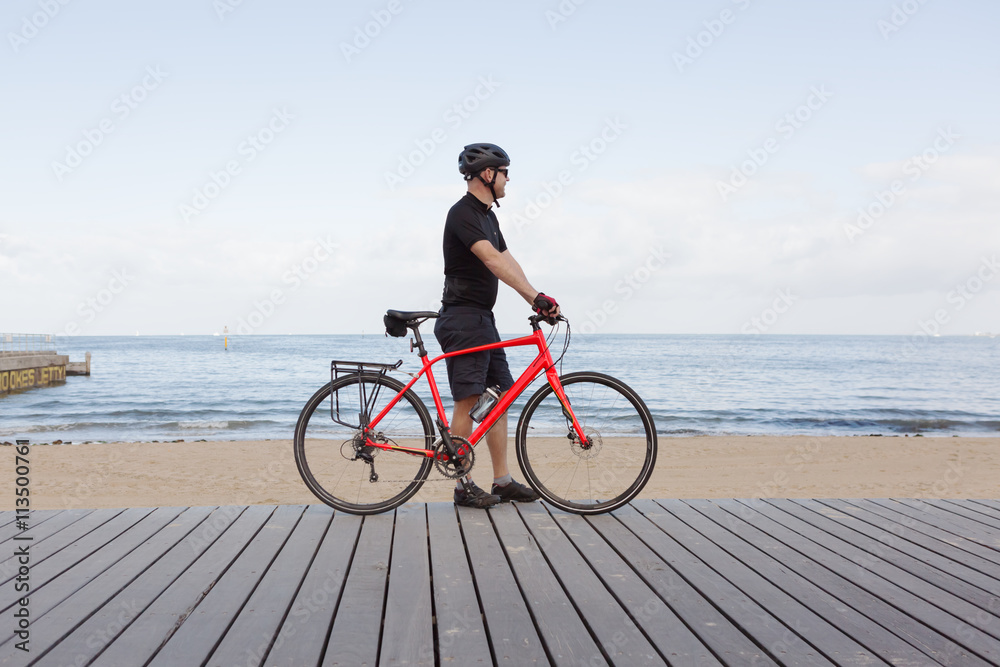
[488,166,509,199]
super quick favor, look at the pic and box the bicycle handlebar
[529,313,567,327]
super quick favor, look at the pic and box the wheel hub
[570,429,602,459]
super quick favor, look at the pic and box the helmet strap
[477,169,501,208]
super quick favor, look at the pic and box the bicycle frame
[360,324,588,458]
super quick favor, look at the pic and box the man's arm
[471,240,561,318]
[470,240,537,303]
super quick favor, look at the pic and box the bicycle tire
[515,371,657,514]
[294,372,435,515]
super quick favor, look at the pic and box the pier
[0,334,89,395]
[2,498,999,665]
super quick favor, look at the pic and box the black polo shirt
[441,193,507,310]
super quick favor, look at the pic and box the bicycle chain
[350,436,475,484]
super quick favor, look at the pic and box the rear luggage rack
[330,359,403,428]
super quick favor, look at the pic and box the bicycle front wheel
[515,371,657,514]
[294,372,435,515]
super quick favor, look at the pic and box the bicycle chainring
[433,436,475,479]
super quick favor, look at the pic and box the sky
[1,0,998,336]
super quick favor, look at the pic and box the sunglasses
[496,167,509,178]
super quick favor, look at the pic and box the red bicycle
[293,309,657,515]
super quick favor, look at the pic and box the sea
[2,333,999,443]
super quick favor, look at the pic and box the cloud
[4,146,997,334]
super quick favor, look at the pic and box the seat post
[410,325,428,357]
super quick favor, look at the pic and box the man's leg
[453,393,508,480]
[483,398,509,480]
[450,394,503,507]
[449,395,478,441]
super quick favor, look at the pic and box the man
[434,143,560,509]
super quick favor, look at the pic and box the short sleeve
[449,209,488,250]
[496,223,507,253]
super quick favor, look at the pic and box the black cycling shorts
[433,306,514,402]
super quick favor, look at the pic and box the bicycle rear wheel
[294,372,435,514]
[515,371,657,514]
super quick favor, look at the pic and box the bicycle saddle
[386,310,439,322]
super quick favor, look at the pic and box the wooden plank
[0,509,57,523]
[773,500,1000,642]
[892,499,1000,550]
[425,503,491,666]
[695,499,947,666]
[264,511,363,667]
[548,507,722,666]
[0,509,94,583]
[819,499,1000,582]
[624,500,836,666]
[147,505,305,667]
[517,504,668,665]
[2,507,213,664]
[322,512,395,667]
[969,499,1000,516]
[0,509,91,546]
[29,506,239,667]
[0,508,152,618]
[379,504,434,667]
[872,499,1000,561]
[89,505,273,667]
[599,504,794,666]
[8,498,999,667]
[643,500,876,665]
[456,505,547,665]
[11,507,187,631]
[0,509,123,589]
[946,499,1000,524]
[585,506,773,665]
[489,503,607,666]
[209,505,333,667]
[812,500,1000,599]
[0,510,67,544]
[746,499,1000,664]
[830,499,1000,582]
[849,500,1000,570]
[784,500,1000,622]
[934,499,1000,532]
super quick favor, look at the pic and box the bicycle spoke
[294,373,434,514]
[517,372,656,514]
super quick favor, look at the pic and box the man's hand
[533,293,560,324]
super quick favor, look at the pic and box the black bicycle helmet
[458,143,510,179]
[458,143,510,206]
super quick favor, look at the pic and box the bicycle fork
[545,367,592,448]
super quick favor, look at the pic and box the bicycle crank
[433,436,475,479]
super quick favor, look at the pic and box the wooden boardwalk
[2,499,1000,666]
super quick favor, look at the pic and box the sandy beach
[4,435,997,510]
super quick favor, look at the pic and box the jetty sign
[0,362,66,394]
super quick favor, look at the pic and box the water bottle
[469,385,501,423]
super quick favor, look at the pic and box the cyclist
[435,142,560,508]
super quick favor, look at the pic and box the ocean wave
[5,334,1000,440]
[177,420,231,429]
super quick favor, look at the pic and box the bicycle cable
[548,316,571,375]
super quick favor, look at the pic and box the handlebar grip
[529,313,565,326]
